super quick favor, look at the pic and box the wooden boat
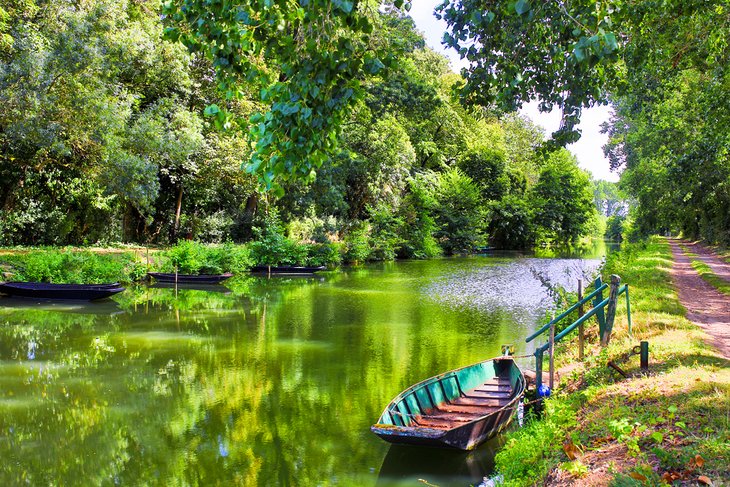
[371,357,525,450]
[147,272,233,284]
[250,265,326,275]
[0,282,125,301]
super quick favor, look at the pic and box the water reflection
[0,248,608,485]
[377,438,503,487]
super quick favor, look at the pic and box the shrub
[432,168,486,254]
[3,249,137,283]
[162,240,251,274]
[397,176,441,259]
[343,222,372,264]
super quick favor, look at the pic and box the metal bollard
[640,341,649,372]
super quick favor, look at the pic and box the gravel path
[669,238,730,358]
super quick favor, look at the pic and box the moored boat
[0,282,126,301]
[371,357,525,450]
[250,265,326,275]
[147,272,233,284]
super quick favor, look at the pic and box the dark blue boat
[0,282,125,301]
[250,265,326,275]
[147,272,233,284]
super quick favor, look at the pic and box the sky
[407,1,619,182]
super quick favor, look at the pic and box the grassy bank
[0,238,344,284]
[494,237,729,485]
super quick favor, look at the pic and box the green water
[0,247,608,486]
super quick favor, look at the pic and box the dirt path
[679,240,730,283]
[668,238,730,358]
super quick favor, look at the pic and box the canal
[0,244,609,486]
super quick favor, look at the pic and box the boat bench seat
[410,377,512,429]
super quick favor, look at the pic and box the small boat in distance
[147,272,233,284]
[0,282,125,301]
[250,265,326,275]
[371,357,525,450]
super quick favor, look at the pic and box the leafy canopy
[163,0,412,194]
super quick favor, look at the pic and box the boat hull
[250,265,325,275]
[371,357,525,450]
[147,272,233,284]
[0,282,125,301]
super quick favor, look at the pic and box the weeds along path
[669,238,730,358]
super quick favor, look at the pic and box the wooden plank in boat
[437,403,502,415]
[451,396,509,407]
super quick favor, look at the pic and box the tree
[163,0,413,193]
[532,150,596,245]
[432,168,485,254]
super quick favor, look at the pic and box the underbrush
[0,249,146,284]
[494,237,730,486]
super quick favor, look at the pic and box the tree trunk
[173,185,183,241]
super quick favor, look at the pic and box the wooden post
[578,278,585,361]
[593,276,606,337]
[549,320,555,390]
[601,275,621,346]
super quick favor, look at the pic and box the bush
[3,249,139,283]
[343,222,372,264]
[605,215,626,241]
[368,204,404,261]
[487,195,535,249]
[162,240,252,274]
[397,176,441,259]
[432,168,486,254]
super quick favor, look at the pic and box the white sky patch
[408,1,620,182]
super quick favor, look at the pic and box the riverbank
[493,237,729,485]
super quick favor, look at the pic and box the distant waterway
[0,241,612,486]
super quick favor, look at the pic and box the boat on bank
[250,265,326,275]
[371,357,525,450]
[0,282,126,301]
[147,272,233,284]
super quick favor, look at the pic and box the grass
[494,237,730,486]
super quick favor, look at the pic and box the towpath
[668,238,730,358]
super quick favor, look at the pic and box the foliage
[432,168,485,254]
[605,215,626,241]
[367,204,404,261]
[396,176,441,259]
[163,0,413,193]
[532,150,597,245]
[487,195,534,249]
[0,0,600,254]
[161,240,252,274]
[495,398,579,486]
[436,0,621,145]
[343,221,372,265]
[1,249,145,284]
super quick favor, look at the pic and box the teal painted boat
[371,357,525,450]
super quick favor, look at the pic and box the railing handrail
[525,282,608,343]
[531,280,631,390]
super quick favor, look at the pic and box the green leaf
[515,0,530,15]
[203,104,220,117]
[603,32,618,51]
